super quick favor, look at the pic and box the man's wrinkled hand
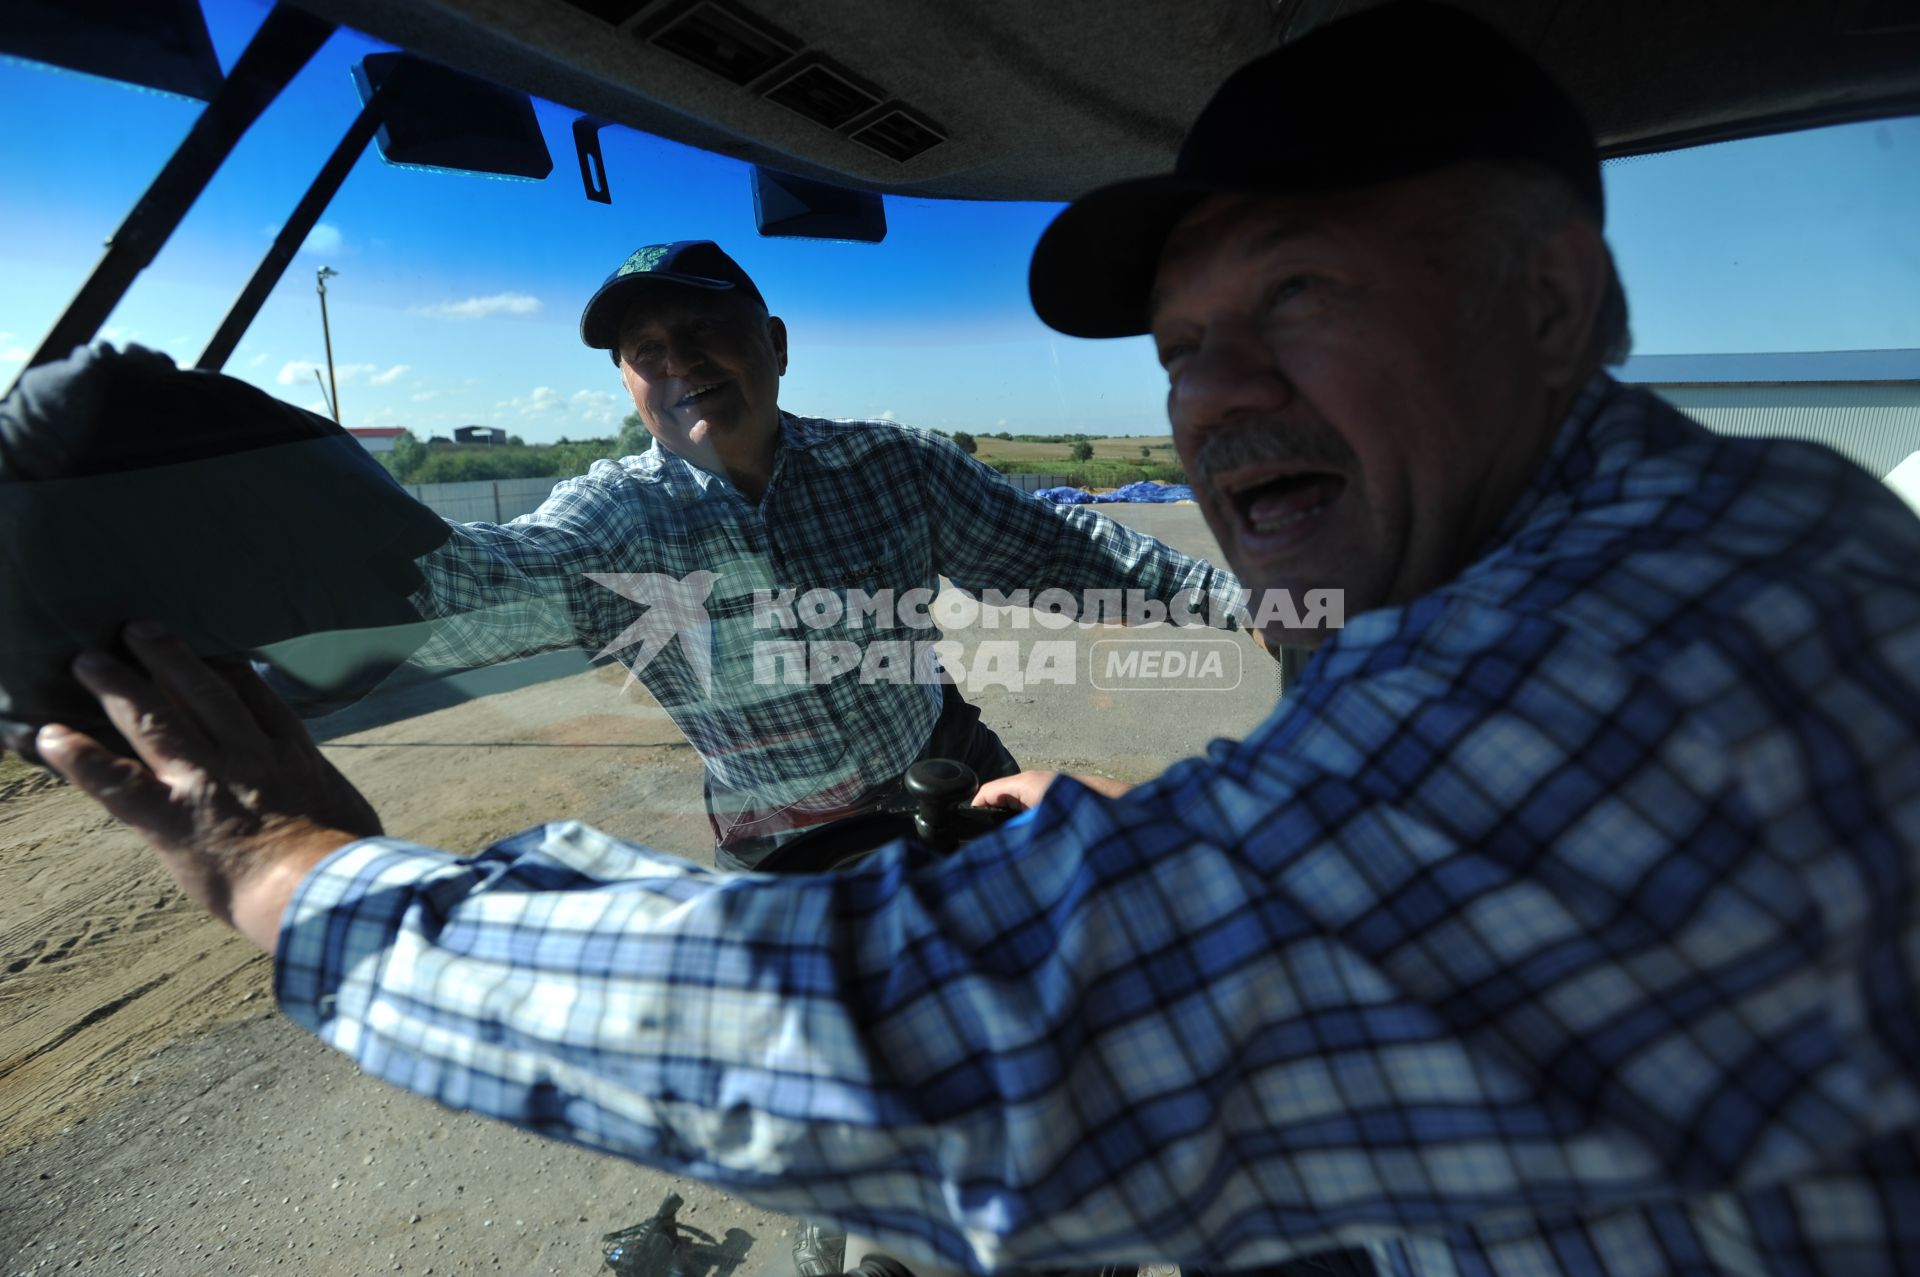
[33,622,380,951]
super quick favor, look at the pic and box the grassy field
[967,435,1178,465]
[963,434,1186,488]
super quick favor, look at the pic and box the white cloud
[495,386,564,418]
[412,292,544,320]
[278,359,380,388]
[277,360,320,386]
[410,391,440,403]
[300,223,344,256]
[570,388,623,425]
[370,363,410,385]
[99,325,140,344]
[305,399,329,414]
[877,409,896,421]
[247,352,270,369]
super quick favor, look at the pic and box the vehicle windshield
[2,0,1917,1267]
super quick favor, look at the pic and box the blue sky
[2,0,1916,443]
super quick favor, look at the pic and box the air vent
[762,59,881,130]
[649,2,796,87]
[559,0,652,25]
[850,107,945,163]
[1841,0,1920,32]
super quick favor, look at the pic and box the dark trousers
[711,684,1018,870]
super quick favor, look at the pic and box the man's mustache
[1190,424,1358,492]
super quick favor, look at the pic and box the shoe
[792,1221,847,1277]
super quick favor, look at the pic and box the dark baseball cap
[1028,1,1602,338]
[580,240,768,360]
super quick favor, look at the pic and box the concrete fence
[402,477,567,523]
[999,472,1075,494]
[402,471,1081,522]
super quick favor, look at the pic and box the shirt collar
[642,409,814,499]
[1483,369,1622,550]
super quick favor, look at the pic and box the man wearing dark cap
[402,237,1245,868]
[34,3,1920,1273]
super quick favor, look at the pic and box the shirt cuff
[272,837,468,1041]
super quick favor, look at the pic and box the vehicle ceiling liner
[286,0,1920,202]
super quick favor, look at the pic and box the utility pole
[315,265,341,424]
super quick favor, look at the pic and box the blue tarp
[1098,481,1195,503]
[1033,481,1195,504]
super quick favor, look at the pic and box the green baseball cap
[580,240,768,362]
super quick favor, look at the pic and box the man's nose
[660,334,705,378]
[1169,323,1291,439]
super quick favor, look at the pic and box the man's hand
[32,622,380,953]
[974,769,1134,813]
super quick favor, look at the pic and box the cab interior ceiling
[285,0,1920,202]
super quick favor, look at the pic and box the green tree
[1069,438,1095,462]
[383,430,427,482]
[952,431,978,455]
[616,413,651,457]
[1140,446,1152,459]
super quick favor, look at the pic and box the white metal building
[1618,350,1920,505]
[346,426,406,454]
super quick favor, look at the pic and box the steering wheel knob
[904,759,977,807]
[905,759,981,851]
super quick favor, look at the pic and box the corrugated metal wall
[1646,386,1920,477]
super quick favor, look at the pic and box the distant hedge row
[380,439,620,485]
[377,422,1187,489]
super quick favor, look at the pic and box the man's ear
[768,315,789,377]
[1526,219,1609,388]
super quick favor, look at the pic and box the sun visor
[0,344,451,742]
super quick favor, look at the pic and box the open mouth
[1223,470,1344,548]
[676,380,730,409]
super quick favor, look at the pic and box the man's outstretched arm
[915,432,1248,627]
[405,466,660,671]
[30,613,1909,1272]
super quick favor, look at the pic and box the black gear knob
[905,759,980,851]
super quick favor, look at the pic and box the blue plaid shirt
[406,414,1241,830]
[279,375,1920,1274]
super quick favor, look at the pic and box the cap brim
[1028,174,1237,339]
[580,273,740,350]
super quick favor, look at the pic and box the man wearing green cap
[33,2,1920,1273]
[402,237,1248,869]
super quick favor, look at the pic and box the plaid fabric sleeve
[405,465,655,669]
[273,583,1920,1272]
[915,434,1245,625]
